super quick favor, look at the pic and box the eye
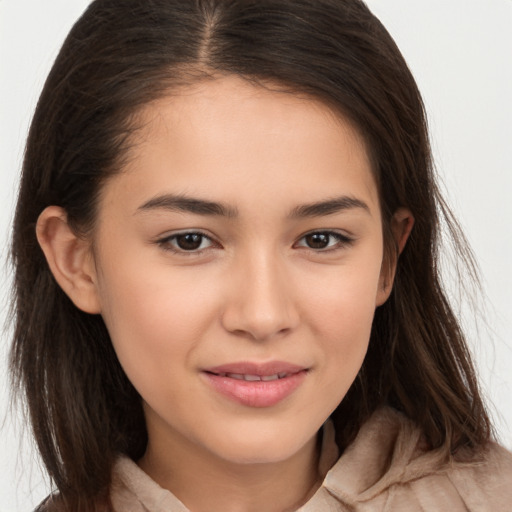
[295,231,353,251]
[157,232,215,253]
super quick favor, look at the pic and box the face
[89,76,391,465]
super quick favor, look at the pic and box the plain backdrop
[1,1,511,510]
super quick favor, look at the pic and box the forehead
[104,75,379,214]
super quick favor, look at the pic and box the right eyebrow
[136,194,239,218]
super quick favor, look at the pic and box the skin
[37,75,413,512]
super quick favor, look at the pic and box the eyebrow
[137,194,239,217]
[289,196,370,218]
[136,193,370,218]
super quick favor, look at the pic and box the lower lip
[203,371,307,408]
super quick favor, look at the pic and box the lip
[202,361,308,408]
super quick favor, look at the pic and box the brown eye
[158,232,215,253]
[295,231,353,251]
[176,233,204,250]
[305,233,331,249]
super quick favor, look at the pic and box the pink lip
[202,361,308,408]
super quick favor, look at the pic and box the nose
[221,251,299,341]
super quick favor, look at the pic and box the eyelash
[294,231,354,252]
[155,230,354,255]
[156,231,218,254]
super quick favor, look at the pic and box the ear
[36,206,101,314]
[375,207,414,306]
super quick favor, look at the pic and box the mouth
[208,371,291,382]
[205,361,306,377]
[202,361,308,408]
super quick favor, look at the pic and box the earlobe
[375,207,415,306]
[36,206,101,314]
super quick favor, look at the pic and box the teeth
[221,372,288,381]
[226,373,245,380]
[244,374,262,381]
[261,374,279,381]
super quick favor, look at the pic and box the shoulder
[389,442,512,512]
[324,408,512,511]
[445,442,512,510]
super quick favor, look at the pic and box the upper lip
[204,361,307,378]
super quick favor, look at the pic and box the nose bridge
[221,246,298,341]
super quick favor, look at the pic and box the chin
[204,422,318,466]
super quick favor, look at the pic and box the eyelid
[294,230,355,251]
[153,228,354,255]
[155,229,220,254]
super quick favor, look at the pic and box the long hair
[10,0,491,510]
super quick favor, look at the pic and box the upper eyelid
[155,230,220,252]
[154,228,354,247]
[156,229,214,241]
[294,230,355,249]
[295,229,354,241]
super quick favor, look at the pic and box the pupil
[306,233,329,249]
[177,233,202,250]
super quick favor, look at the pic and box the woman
[9,0,512,510]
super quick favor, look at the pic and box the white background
[1,1,511,510]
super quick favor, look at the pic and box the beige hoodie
[110,408,512,511]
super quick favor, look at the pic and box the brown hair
[10,0,492,510]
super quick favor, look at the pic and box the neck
[138,426,321,512]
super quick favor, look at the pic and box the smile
[202,362,308,408]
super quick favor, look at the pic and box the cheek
[298,254,383,386]
[317,292,374,378]
[95,259,222,388]
[303,256,382,335]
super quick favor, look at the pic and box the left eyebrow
[289,196,371,218]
